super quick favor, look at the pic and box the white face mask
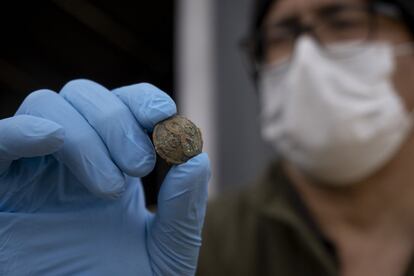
[259,36,413,185]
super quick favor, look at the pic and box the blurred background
[0,0,272,204]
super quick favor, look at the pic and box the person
[197,0,414,275]
[0,81,211,275]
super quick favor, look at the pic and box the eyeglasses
[241,2,402,74]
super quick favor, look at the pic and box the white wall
[176,0,218,194]
[176,0,273,196]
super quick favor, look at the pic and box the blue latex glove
[0,80,210,276]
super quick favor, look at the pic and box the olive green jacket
[197,161,414,276]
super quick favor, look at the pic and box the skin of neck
[284,131,414,239]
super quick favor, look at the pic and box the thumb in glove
[147,153,210,275]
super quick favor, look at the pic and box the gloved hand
[0,80,210,276]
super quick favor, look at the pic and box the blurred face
[260,0,414,109]
[257,0,414,184]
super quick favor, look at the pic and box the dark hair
[249,0,414,65]
[252,0,414,32]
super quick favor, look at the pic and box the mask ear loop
[393,42,414,56]
[392,42,414,132]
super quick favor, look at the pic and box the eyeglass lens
[261,4,373,64]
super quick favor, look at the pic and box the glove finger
[148,153,210,275]
[16,89,125,199]
[112,83,176,132]
[60,79,155,177]
[0,115,64,174]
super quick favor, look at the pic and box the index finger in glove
[60,79,156,177]
[112,83,177,132]
[16,89,125,199]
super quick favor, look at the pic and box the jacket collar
[246,160,338,274]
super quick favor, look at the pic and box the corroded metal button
[152,115,203,164]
